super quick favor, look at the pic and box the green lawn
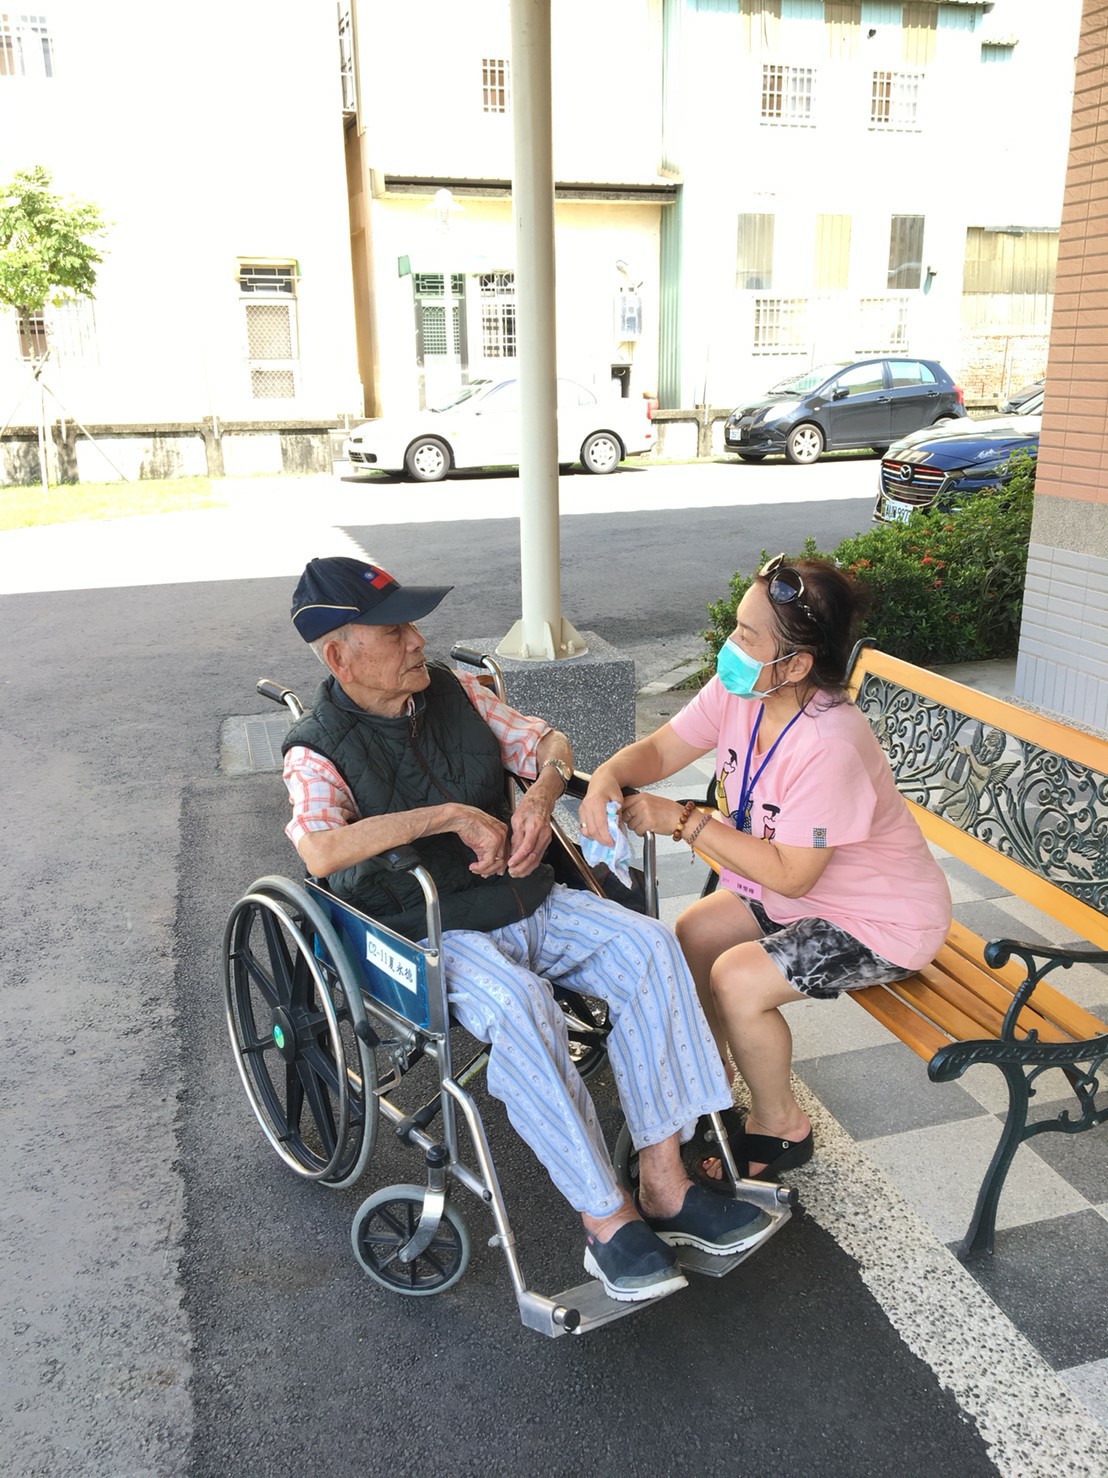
[0,476,224,530]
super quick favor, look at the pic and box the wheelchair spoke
[259,908,296,1005]
[296,1059,338,1155]
[289,946,319,1013]
[236,945,280,1008]
[285,1061,305,1131]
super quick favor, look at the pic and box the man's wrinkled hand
[507,793,552,877]
[453,806,511,876]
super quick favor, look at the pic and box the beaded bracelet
[685,813,711,848]
[671,799,697,841]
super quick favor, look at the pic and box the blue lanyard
[736,704,806,833]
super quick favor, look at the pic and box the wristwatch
[541,757,572,793]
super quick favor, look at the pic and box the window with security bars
[239,260,299,399]
[0,12,54,78]
[414,274,464,360]
[737,214,774,290]
[479,272,516,357]
[870,71,922,130]
[16,310,47,359]
[338,3,355,113]
[887,215,924,290]
[752,297,810,354]
[238,263,296,294]
[482,56,510,113]
[854,297,910,354]
[761,64,815,125]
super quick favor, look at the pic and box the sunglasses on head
[759,554,819,626]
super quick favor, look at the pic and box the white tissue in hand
[581,800,633,887]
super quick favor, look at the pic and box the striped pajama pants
[440,883,731,1218]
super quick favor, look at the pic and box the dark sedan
[724,356,965,465]
[874,395,1041,523]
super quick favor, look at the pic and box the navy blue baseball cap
[291,557,452,642]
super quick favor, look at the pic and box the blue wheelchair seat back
[309,881,432,1032]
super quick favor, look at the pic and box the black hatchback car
[724,357,965,465]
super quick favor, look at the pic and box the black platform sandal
[734,1127,814,1182]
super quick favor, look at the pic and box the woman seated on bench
[581,556,952,1181]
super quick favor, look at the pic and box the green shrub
[700,456,1035,671]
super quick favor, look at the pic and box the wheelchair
[222,647,796,1338]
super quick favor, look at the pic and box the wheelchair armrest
[382,845,422,872]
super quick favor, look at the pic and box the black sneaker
[583,1220,689,1302]
[641,1184,774,1255]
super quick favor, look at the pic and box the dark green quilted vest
[282,662,554,940]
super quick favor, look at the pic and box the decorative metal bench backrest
[847,648,1108,952]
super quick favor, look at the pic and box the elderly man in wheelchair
[227,556,793,1334]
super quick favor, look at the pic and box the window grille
[482,56,510,113]
[478,271,516,357]
[239,260,299,399]
[48,298,98,365]
[752,297,810,354]
[737,214,775,290]
[238,263,297,294]
[854,296,909,354]
[16,310,47,359]
[887,215,924,291]
[0,12,54,77]
[761,64,816,125]
[870,71,922,130]
[338,4,356,112]
[414,273,464,297]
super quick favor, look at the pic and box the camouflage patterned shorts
[747,899,914,1001]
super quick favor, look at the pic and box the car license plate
[882,496,913,524]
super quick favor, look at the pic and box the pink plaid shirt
[283,672,552,846]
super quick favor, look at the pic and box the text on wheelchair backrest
[365,935,418,994]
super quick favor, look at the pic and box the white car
[343,376,653,482]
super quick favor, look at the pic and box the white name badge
[365,934,418,993]
[719,866,762,902]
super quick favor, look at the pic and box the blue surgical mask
[716,639,797,700]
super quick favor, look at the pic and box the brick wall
[1015,0,1108,734]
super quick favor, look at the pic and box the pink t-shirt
[670,679,951,970]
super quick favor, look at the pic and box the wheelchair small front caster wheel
[351,1185,470,1296]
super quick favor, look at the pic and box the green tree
[0,164,107,343]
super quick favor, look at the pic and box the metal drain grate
[219,713,293,774]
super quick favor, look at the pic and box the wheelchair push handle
[256,678,305,720]
[383,845,422,872]
[449,646,507,703]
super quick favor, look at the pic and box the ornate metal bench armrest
[981,936,1108,1041]
[983,937,1108,971]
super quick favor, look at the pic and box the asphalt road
[0,470,997,1478]
[336,484,878,685]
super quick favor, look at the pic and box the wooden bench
[843,643,1108,1258]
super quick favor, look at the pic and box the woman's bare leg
[675,889,764,1068]
[710,941,810,1174]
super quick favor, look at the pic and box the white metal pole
[497,0,586,660]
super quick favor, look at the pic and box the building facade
[342,0,670,417]
[1016,0,1108,734]
[658,0,1079,408]
[0,0,361,483]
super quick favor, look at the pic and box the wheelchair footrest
[543,1276,684,1335]
[676,1202,792,1278]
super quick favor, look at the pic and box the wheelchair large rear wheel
[224,879,377,1187]
[351,1186,470,1296]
